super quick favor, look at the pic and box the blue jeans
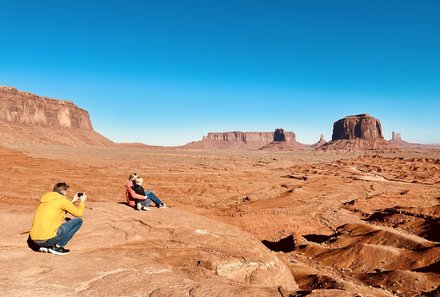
[136,191,163,208]
[32,218,83,247]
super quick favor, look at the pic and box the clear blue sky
[1,0,439,145]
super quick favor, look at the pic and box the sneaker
[136,202,142,211]
[48,245,70,255]
[39,247,49,253]
[141,206,151,211]
[159,203,168,208]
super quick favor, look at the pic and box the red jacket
[125,179,145,207]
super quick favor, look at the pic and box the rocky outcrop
[0,86,114,147]
[0,86,92,130]
[388,132,440,149]
[389,132,416,148]
[332,114,383,141]
[184,129,300,150]
[321,114,397,152]
[204,129,296,143]
[1,203,297,296]
[310,134,327,149]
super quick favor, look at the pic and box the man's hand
[80,193,87,202]
[72,193,80,203]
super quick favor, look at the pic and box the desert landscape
[0,86,439,297]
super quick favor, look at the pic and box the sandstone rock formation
[259,129,307,151]
[310,134,327,149]
[331,113,383,141]
[321,114,397,152]
[389,132,440,150]
[0,86,114,148]
[389,131,414,147]
[0,86,92,130]
[1,203,298,296]
[184,129,301,150]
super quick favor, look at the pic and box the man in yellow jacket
[29,182,86,255]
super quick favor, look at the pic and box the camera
[77,192,84,197]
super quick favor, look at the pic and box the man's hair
[53,182,69,194]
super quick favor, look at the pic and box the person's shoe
[141,206,151,211]
[39,247,49,253]
[48,245,70,255]
[159,203,168,208]
[136,202,142,211]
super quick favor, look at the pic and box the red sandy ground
[0,143,439,297]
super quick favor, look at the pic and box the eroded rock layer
[0,86,114,147]
[184,129,299,150]
[0,86,92,130]
[332,113,383,141]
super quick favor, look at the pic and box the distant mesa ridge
[187,128,303,150]
[203,128,296,143]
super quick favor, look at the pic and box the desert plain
[0,140,439,297]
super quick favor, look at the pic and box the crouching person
[28,182,87,255]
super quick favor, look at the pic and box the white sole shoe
[48,247,70,256]
[39,247,49,253]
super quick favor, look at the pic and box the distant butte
[321,114,398,152]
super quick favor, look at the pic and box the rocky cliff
[184,129,300,150]
[332,113,384,141]
[203,129,296,143]
[322,114,397,152]
[0,86,92,130]
[0,86,114,147]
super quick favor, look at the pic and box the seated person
[124,173,168,211]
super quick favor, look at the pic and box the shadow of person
[26,235,40,252]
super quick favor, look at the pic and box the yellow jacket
[30,192,85,241]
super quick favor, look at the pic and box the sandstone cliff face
[0,86,92,130]
[186,129,298,150]
[0,86,114,147]
[203,129,296,143]
[332,114,384,141]
[322,114,397,152]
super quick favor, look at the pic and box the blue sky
[1,0,439,145]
